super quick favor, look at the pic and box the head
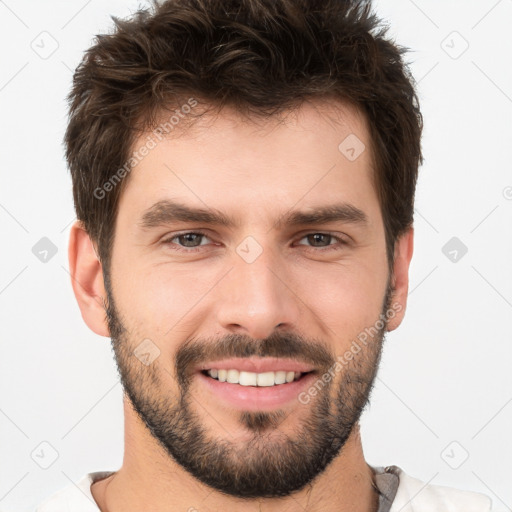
[67,0,421,500]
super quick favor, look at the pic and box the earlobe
[68,221,110,337]
[386,226,414,332]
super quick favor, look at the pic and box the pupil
[181,233,201,247]
[310,233,329,246]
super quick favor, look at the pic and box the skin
[69,98,414,512]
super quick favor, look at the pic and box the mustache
[175,331,336,387]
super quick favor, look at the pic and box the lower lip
[196,371,317,411]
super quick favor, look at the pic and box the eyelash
[161,230,348,253]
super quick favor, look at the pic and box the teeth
[206,369,304,386]
[239,371,257,386]
[257,371,275,387]
[226,369,239,383]
[274,371,286,384]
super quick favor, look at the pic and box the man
[37,0,493,510]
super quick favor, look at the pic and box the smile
[203,369,309,387]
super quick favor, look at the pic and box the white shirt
[35,465,493,512]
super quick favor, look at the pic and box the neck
[91,398,379,512]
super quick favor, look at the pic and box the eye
[161,230,348,254]
[161,231,213,252]
[295,232,347,251]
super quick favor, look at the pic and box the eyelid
[160,230,219,254]
[161,229,350,252]
[161,229,213,245]
[295,231,350,247]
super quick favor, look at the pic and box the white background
[0,0,511,510]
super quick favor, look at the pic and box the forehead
[118,98,379,228]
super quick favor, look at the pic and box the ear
[68,221,110,337]
[386,226,414,332]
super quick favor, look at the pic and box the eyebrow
[138,199,369,231]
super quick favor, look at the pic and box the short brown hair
[65,0,422,278]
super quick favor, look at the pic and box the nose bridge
[215,236,300,339]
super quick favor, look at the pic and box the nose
[215,243,301,340]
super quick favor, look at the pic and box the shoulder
[389,466,493,512]
[35,471,115,512]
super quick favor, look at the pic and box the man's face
[104,100,394,498]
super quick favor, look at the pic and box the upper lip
[197,357,315,374]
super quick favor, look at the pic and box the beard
[104,275,393,499]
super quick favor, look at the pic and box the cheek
[113,261,213,339]
[297,261,386,345]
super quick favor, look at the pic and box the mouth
[200,368,314,387]
[195,359,319,411]
[193,357,319,410]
